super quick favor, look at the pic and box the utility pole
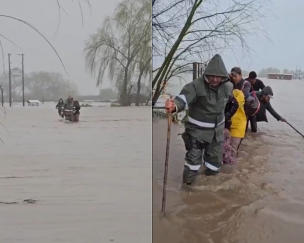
[8,53,25,107]
[0,86,3,107]
[22,54,25,106]
[8,54,12,107]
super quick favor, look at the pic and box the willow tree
[133,17,152,106]
[134,46,152,106]
[152,0,270,103]
[84,0,151,106]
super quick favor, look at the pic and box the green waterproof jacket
[174,54,233,143]
[64,100,74,110]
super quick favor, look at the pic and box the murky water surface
[0,105,151,243]
[153,79,304,243]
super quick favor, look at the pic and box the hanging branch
[0,14,68,76]
[152,0,270,103]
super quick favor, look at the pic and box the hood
[204,54,229,81]
[233,89,245,106]
[261,86,274,96]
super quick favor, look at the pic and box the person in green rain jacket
[165,54,233,186]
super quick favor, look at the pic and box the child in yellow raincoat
[222,89,246,164]
[223,95,239,164]
[230,89,247,153]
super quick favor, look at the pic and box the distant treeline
[0,71,78,103]
[0,71,151,104]
[78,86,151,105]
[78,88,118,102]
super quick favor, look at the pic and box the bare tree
[84,0,151,106]
[152,0,270,103]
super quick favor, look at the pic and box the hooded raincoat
[173,54,233,183]
[230,89,246,138]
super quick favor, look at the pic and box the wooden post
[22,54,25,106]
[0,86,3,107]
[193,62,198,80]
[8,54,12,107]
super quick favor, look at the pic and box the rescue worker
[73,100,81,121]
[56,98,64,108]
[165,54,233,186]
[245,71,265,91]
[64,96,74,110]
[55,98,64,117]
[254,86,286,131]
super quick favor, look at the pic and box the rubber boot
[183,167,200,186]
[250,116,257,133]
[204,168,219,176]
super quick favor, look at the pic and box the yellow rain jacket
[230,89,247,138]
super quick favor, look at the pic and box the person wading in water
[56,98,64,117]
[244,71,265,131]
[229,67,259,152]
[73,100,81,121]
[165,54,233,187]
[64,96,74,109]
[245,71,265,91]
[222,92,239,164]
[223,88,247,163]
[253,86,286,131]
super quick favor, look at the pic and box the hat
[262,86,274,98]
[230,67,242,75]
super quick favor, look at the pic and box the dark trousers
[246,115,257,133]
[182,133,222,184]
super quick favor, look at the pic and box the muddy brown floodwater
[153,79,304,243]
[0,105,151,243]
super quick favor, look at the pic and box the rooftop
[27,100,40,103]
[268,73,293,75]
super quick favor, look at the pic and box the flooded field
[0,105,151,243]
[153,79,304,243]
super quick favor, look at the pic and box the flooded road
[0,105,151,243]
[153,79,304,243]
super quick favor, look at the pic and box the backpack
[241,81,260,117]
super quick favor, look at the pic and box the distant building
[268,73,293,80]
[27,100,40,106]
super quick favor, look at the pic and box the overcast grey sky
[1,0,122,95]
[154,0,303,76]
[221,0,302,73]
